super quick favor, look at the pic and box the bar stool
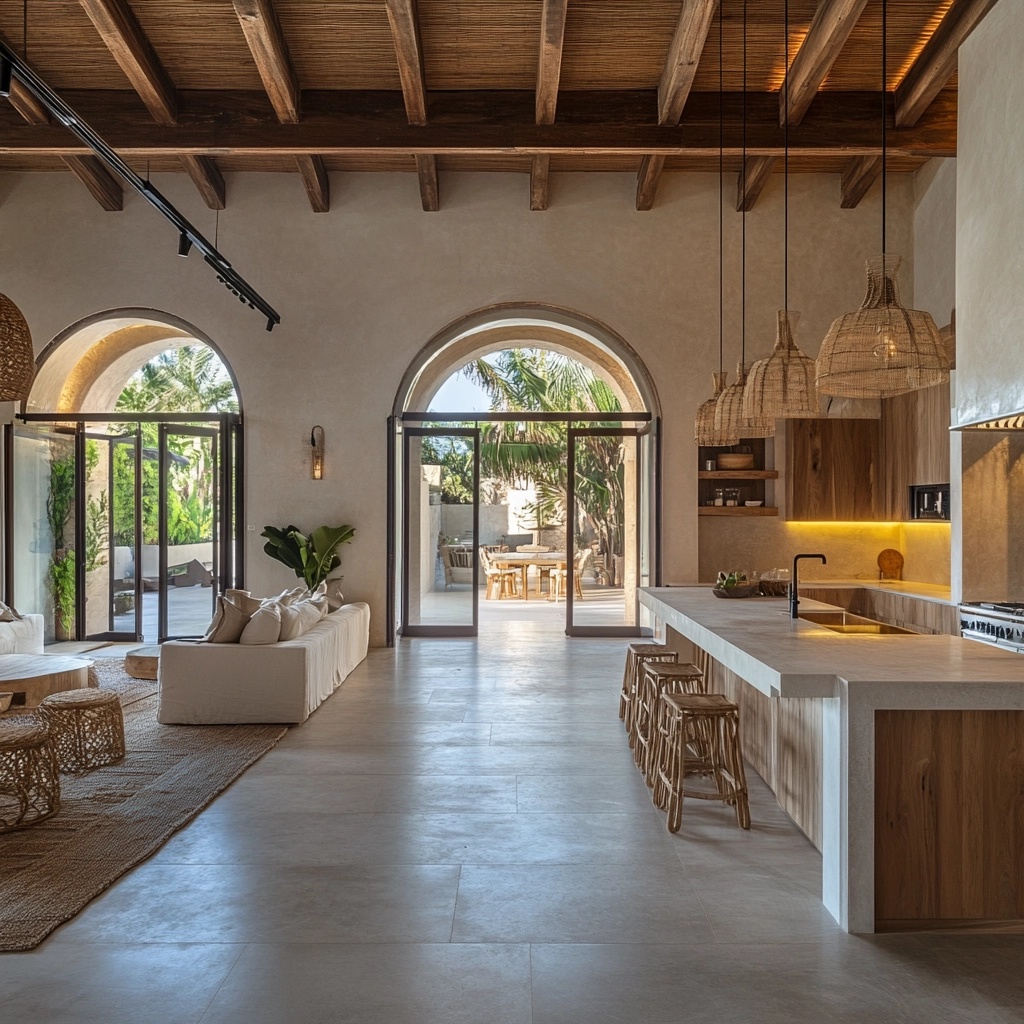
[0,717,61,832]
[633,661,705,781]
[39,689,125,774]
[619,643,679,743]
[654,692,750,833]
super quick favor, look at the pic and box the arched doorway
[389,304,661,643]
[6,309,243,645]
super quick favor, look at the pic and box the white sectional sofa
[157,602,370,725]
[0,614,44,655]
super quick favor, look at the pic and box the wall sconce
[310,425,325,480]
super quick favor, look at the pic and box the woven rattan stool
[633,661,705,781]
[620,644,679,743]
[654,692,750,833]
[39,689,125,774]
[0,717,61,832]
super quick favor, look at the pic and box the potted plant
[261,524,355,592]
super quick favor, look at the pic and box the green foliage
[46,450,76,551]
[85,490,108,572]
[46,550,75,636]
[419,436,475,504]
[262,524,355,591]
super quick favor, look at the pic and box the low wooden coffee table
[124,645,160,681]
[0,655,93,709]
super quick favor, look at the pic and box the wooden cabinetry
[786,418,882,521]
[697,437,778,517]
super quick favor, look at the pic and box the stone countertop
[640,586,1024,699]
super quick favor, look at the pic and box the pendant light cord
[741,0,747,368]
[881,0,887,264]
[718,2,724,377]
[784,0,789,314]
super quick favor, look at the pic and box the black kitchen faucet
[790,554,828,618]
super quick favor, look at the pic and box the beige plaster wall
[913,158,957,327]
[955,0,1024,427]
[0,169,915,643]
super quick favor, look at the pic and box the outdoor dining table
[490,552,567,600]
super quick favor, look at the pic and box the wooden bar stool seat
[620,644,679,742]
[654,692,750,833]
[39,689,126,775]
[0,717,61,832]
[634,661,705,781]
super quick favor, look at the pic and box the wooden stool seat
[653,692,750,832]
[0,717,61,832]
[39,689,126,775]
[124,645,161,681]
[620,644,678,745]
[634,661,705,782]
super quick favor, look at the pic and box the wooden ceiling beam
[296,154,330,212]
[61,155,123,210]
[536,0,569,125]
[895,0,999,128]
[385,0,428,126]
[658,0,720,125]
[0,90,956,160]
[840,155,882,208]
[782,0,870,127]
[635,155,665,210]
[530,155,550,210]
[180,155,225,210]
[8,80,49,124]
[736,156,775,211]
[415,154,439,210]
[231,0,300,124]
[78,0,177,125]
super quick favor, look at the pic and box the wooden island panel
[875,709,1024,930]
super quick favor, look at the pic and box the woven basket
[716,453,755,470]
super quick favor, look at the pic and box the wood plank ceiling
[0,0,993,213]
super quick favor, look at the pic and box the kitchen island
[639,586,1024,934]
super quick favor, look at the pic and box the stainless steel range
[959,603,1024,653]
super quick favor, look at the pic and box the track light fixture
[0,39,281,332]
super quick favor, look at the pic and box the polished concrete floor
[2,624,1023,1023]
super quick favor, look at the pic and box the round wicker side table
[0,717,61,832]
[38,689,125,775]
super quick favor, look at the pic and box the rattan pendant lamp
[743,0,818,421]
[815,0,949,399]
[0,293,34,402]
[694,10,739,448]
[715,0,774,441]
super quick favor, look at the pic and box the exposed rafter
[536,0,569,125]
[635,155,665,210]
[735,156,775,211]
[0,90,956,161]
[657,0,720,125]
[385,0,428,126]
[839,155,882,208]
[231,0,300,124]
[180,155,225,210]
[782,0,870,126]
[415,154,439,210]
[78,0,177,125]
[296,154,330,212]
[8,80,49,124]
[895,0,999,127]
[530,155,550,210]
[62,154,123,210]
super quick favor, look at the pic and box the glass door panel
[566,428,642,636]
[402,428,479,636]
[158,425,219,641]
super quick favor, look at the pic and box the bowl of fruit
[712,571,760,598]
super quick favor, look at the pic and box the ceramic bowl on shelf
[717,453,755,470]
[744,500,763,507]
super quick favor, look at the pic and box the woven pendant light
[816,256,949,398]
[814,0,948,400]
[744,310,819,418]
[0,293,34,402]
[716,361,775,438]
[695,372,739,446]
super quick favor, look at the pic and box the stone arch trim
[26,307,242,414]
[393,302,661,418]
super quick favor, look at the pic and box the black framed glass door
[401,427,480,636]
[566,426,643,637]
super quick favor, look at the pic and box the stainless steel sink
[798,611,917,635]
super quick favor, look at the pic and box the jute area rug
[0,660,287,951]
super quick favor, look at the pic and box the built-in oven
[959,603,1024,653]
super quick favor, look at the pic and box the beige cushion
[269,586,307,607]
[227,591,262,618]
[279,598,324,641]
[239,601,283,645]
[204,597,251,643]
[0,601,21,622]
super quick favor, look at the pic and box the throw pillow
[226,591,262,618]
[239,601,283,645]
[204,596,250,643]
[278,598,323,641]
[0,600,22,622]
